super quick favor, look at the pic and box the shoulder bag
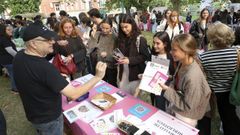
[229,49,240,105]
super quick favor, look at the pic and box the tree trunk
[126,8,131,15]
[170,0,181,12]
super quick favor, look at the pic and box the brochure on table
[90,109,125,133]
[63,100,103,124]
[142,111,199,135]
[74,74,105,87]
[139,61,169,95]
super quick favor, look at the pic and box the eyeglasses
[34,38,55,43]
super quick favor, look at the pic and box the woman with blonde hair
[198,22,240,135]
[156,9,172,32]
[159,34,211,127]
[157,11,184,41]
[55,18,87,79]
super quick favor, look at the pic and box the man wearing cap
[13,22,107,135]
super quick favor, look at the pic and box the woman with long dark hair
[190,8,211,52]
[117,14,151,95]
[150,32,176,109]
[0,24,18,93]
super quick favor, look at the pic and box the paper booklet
[90,109,125,133]
[139,62,169,95]
[63,100,103,124]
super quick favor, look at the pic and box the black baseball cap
[23,21,57,42]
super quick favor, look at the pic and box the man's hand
[95,61,107,79]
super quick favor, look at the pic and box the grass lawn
[0,31,222,135]
[0,76,35,135]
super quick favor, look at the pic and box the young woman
[199,23,240,135]
[157,11,184,41]
[93,17,118,87]
[0,24,18,93]
[156,9,171,32]
[150,31,175,110]
[159,34,211,127]
[117,14,151,95]
[56,18,87,79]
[190,8,211,52]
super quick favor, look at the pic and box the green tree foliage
[105,0,203,13]
[169,0,202,12]
[0,0,8,13]
[105,0,154,14]
[8,0,40,15]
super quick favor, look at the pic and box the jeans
[0,109,7,135]
[2,64,17,90]
[32,114,63,135]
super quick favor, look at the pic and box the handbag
[52,54,77,75]
[229,49,240,105]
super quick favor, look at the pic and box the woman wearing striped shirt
[198,23,240,135]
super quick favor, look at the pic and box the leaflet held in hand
[139,62,169,95]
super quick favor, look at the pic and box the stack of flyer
[139,59,169,95]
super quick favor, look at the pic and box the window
[54,2,60,11]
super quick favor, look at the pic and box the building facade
[39,0,106,17]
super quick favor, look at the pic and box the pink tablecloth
[62,82,158,135]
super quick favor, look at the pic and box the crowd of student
[0,7,240,135]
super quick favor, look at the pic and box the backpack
[136,35,151,55]
[135,35,151,72]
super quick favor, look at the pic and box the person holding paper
[13,22,107,135]
[117,14,151,95]
[150,32,176,111]
[159,34,211,128]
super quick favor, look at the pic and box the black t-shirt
[0,36,17,65]
[13,50,69,124]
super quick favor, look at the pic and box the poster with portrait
[90,112,117,133]
[63,101,103,123]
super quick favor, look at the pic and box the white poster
[143,111,199,135]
